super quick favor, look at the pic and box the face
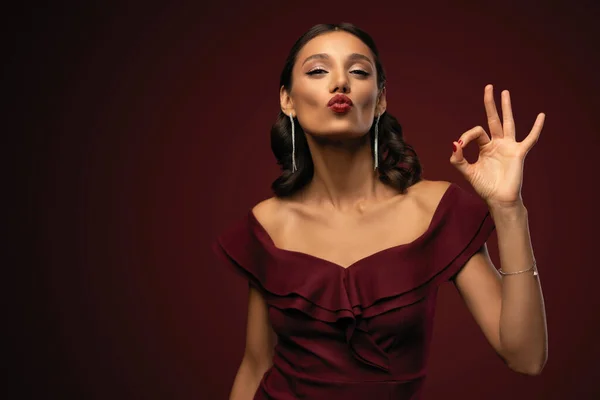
[281,31,386,139]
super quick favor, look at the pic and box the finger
[520,113,545,154]
[450,140,471,177]
[457,125,491,150]
[484,84,503,138]
[501,90,516,139]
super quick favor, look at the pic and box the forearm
[490,202,548,375]
[229,356,271,400]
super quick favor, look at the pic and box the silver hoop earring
[289,113,297,173]
[374,113,381,171]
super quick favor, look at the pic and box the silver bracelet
[498,260,538,276]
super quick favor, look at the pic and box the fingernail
[452,143,457,152]
[458,139,463,145]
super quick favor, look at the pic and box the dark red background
[10,1,600,399]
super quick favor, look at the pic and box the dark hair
[270,23,423,197]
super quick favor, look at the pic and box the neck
[299,134,394,213]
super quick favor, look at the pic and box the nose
[329,69,350,94]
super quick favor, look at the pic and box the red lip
[329,103,352,113]
[327,94,353,107]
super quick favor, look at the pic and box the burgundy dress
[212,183,496,399]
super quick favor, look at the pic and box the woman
[213,23,548,399]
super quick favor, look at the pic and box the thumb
[449,141,470,176]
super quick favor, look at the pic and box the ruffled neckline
[246,183,458,271]
[213,181,496,372]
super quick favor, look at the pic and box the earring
[289,113,297,173]
[374,113,381,171]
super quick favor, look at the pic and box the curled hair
[271,23,423,197]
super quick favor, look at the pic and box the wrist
[488,201,528,221]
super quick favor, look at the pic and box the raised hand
[449,84,545,209]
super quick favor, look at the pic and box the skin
[281,31,385,140]
[280,30,392,212]
[230,30,547,399]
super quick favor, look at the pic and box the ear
[280,86,295,116]
[376,86,387,116]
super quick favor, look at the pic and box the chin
[302,114,370,139]
[312,127,368,140]
[329,119,370,136]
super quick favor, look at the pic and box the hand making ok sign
[450,84,546,209]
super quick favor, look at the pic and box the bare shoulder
[251,196,287,233]
[411,179,453,212]
[251,197,279,222]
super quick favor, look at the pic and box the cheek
[291,83,330,131]
[293,82,325,110]
[357,85,377,118]
[354,90,378,123]
[355,85,378,109]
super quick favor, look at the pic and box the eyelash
[306,68,370,76]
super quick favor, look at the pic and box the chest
[268,290,438,347]
[272,204,434,269]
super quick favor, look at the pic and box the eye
[351,70,370,76]
[306,68,327,75]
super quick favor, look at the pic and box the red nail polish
[458,139,463,145]
[452,143,457,152]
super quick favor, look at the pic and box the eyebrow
[301,53,374,67]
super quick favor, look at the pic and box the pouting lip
[327,94,353,107]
